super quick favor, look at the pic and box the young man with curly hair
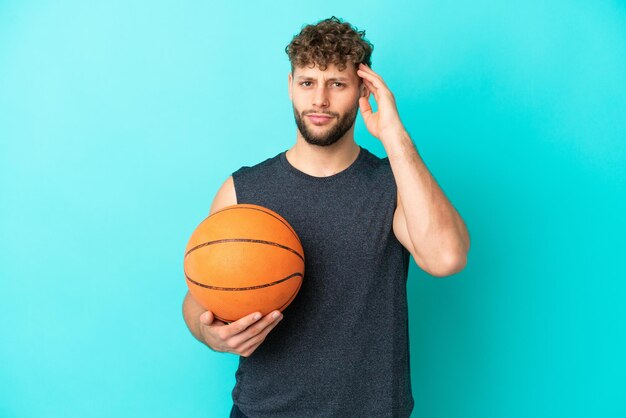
[182,16,470,418]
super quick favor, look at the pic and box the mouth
[306,114,334,125]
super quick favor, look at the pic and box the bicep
[209,176,237,215]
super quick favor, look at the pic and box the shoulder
[360,147,394,181]
[233,152,283,179]
[210,176,236,214]
[210,152,282,214]
[230,151,284,205]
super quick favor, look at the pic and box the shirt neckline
[279,146,366,181]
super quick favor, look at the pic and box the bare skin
[182,60,470,356]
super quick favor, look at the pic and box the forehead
[293,63,358,81]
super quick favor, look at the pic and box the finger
[357,64,384,82]
[358,63,385,83]
[360,76,385,96]
[359,83,378,107]
[357,68,387,91]
[228,310,283,348]
[362,78,378,97]
[238,313,284,355]
[364,78,396,108]
[359,96,373,121]
[200,311,213,326]
[221,311,263,339]
[201,311,229,329]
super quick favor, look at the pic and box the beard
[292,104,358,147]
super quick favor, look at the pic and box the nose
[313,85,329,108]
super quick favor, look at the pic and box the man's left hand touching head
[357,63,407,141]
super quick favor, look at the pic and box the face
[288,62,368,147]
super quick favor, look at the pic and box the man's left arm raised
[357,63,470,277]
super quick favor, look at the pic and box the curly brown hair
[285,16,373,74]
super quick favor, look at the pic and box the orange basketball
[184,204,304,323]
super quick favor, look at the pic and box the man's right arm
[181,176,284,357]
[182,176,237,343]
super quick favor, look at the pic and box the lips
[307,114,333,125]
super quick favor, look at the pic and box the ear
[288,72,293,101]
[360,81,369,98]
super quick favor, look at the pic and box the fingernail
[254,313,261,321]
[272,312,280,319]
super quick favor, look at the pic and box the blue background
[1,1,625,417]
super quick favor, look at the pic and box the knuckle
[217,330,228,341]
[242,345,258,357]
[268,319,282,331]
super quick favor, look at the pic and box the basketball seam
[212,205,301,244]
[277,276,303,310]
[215,275,303,323]
[185,272,303,291]
[185,238,304,261]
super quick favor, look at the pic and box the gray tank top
[231,145,414,418]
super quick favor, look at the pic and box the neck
[286,135,361,177]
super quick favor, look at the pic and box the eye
[332,82,345,87]
[300,81,312,87]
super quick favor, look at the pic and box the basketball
[184,204,305,323]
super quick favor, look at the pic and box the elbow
[428,251,468,278]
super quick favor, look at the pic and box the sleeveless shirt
[230,145,414,418]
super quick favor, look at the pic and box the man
[182,16,470,418]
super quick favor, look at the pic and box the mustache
[302,110,339,117]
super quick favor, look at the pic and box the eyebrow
[296,76,350,82]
